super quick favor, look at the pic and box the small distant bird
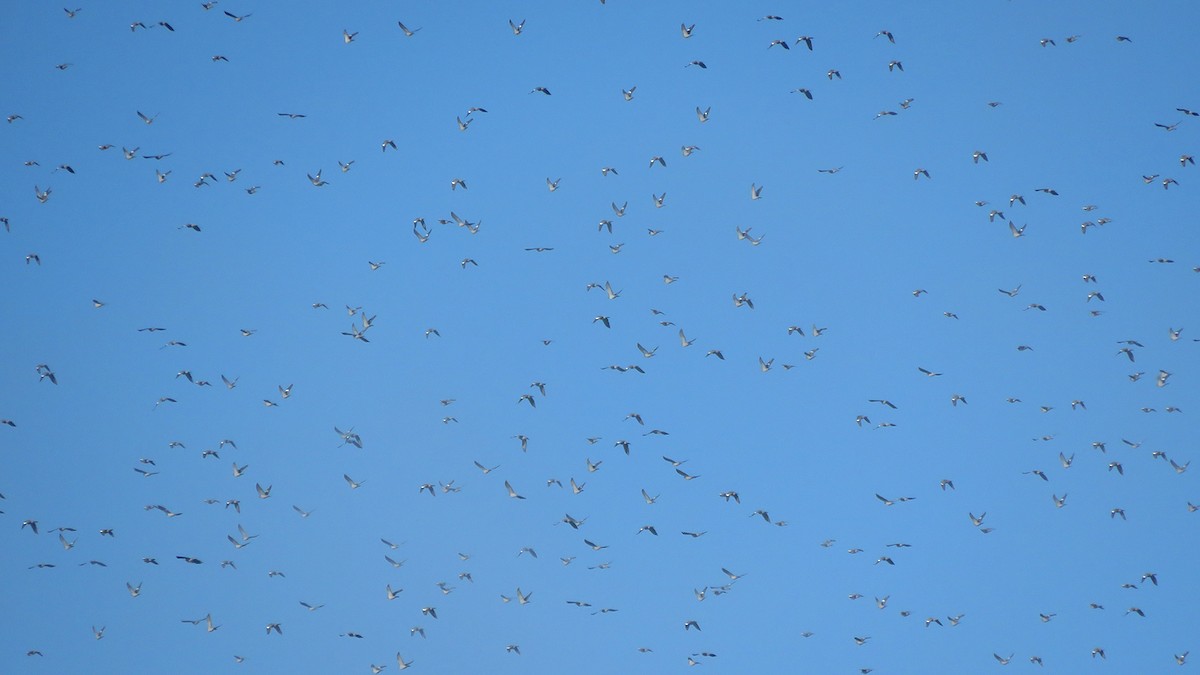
[504,480,526,500]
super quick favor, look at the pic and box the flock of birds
[2,3,1197,673]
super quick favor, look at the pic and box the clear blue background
[2,1,1198,672]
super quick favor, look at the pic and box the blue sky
[2,1,1198,672]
